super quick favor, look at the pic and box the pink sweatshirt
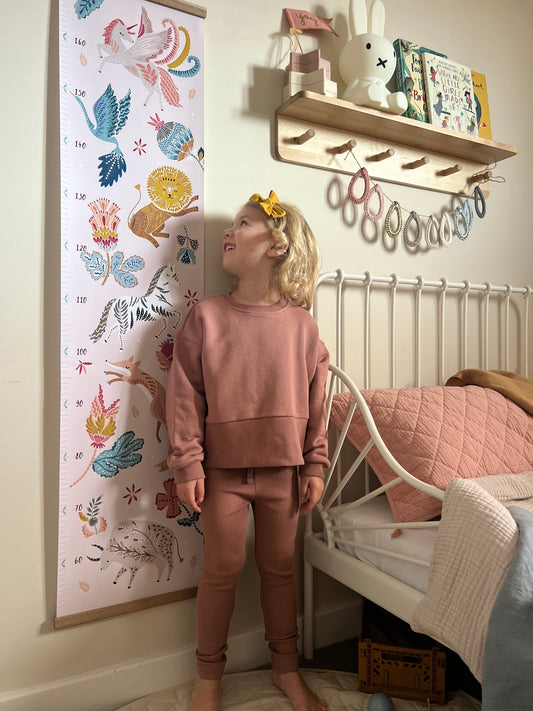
[166,294,330,483]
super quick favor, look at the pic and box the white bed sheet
[330,495,436,593]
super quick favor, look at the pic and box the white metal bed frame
[315,269,531,387]
[303,269,532,659]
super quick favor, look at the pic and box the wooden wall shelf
[275,92,517,197]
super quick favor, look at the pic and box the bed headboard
[313,269,532,388]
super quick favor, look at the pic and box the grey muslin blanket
[482,505,533,710]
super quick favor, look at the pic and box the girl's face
[222,207,275,279]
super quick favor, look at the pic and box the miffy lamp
[339,0,407,114]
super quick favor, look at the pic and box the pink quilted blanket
[331,385,533,522]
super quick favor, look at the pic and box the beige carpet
[116,669,481,710]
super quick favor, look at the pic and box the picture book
[422,53,478,136]
[393,39,446,122]
[472,70,492,139]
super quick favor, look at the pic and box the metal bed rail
[314,269,532,387]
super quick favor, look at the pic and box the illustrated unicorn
[98,7,200,110]
[89,265,182,350]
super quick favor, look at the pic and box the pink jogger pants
[195,466,300,679]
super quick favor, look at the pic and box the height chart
[57,0,206,627]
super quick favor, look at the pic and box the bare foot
[189,678,221,711]
[273,670,328,711]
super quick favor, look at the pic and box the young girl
[166,190,330,711]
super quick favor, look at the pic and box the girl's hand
[175,478,205,513]
[299,475,324,514]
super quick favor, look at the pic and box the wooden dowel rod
[437,163,463,176]
[292,129,315,144]
[368,148,395,161]
[404,156,430,169]
[468,170,492,184]
[331,138,357,154]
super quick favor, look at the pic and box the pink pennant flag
[284,8,339,37]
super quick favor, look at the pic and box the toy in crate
[358,639,446,703]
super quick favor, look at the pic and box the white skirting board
[0,602,361,711]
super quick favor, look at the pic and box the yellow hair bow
[249,190,286,218]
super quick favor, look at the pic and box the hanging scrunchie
[473,185,486,218]
[454,200,473,240]
[454,207,469,240]
[348,167,370,204]
[403,211,422,248]
[464,199,474,232]
[363,184,384,221]
[439,212,454,246]
[384,201,403,238]
[249,190,286,218]
[425,214,440,249]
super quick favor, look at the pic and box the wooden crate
[358,638,446,703]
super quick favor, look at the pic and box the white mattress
[116,669,480,710]
[330,495,437,593]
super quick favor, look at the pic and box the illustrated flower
[185,289,199,307]
[88,198,120,250]
[83,198,144,287]
[81,517,107,538]
[71,391,143,489]
[156,335,174,371]
[133,138,147,155]
[76,360,92,375]
[155,478,182,518]
[148,114,201,167]
[79,496,107,537]
[123,483,142,505]
[177,228,200,265]
[85,385,120,449]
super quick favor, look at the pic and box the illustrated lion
[128,166,199,248]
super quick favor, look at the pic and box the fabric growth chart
[57,0,206,627]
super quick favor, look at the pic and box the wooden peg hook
[404,156,430,169]
[468,170,492,184]
[437,163,463,177]
[331,138,357,154]
[368,148,395,161]
[292,129,315,145]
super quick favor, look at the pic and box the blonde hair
[246,200,320,310]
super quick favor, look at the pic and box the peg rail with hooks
[275,92,517,197]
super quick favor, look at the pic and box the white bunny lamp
[339,0,407,114]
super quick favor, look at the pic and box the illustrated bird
[71,84,131,187]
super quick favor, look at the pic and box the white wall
[1,0,531,708]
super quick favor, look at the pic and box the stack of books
[392,38,492,139]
